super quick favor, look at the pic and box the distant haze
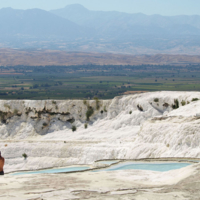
[1,4,200,55]
[0,0,200,16]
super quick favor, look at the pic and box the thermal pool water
[12,166,90,175]
[11,162,192,175]
[93,162,191,172]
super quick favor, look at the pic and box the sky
[0,0,200,16]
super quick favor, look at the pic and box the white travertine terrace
[0,91,200,173]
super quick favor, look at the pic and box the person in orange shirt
[0,151,5,175]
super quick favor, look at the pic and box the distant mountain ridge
[51,4,200,39]
[0,7,88,40]
[0,5,200,54]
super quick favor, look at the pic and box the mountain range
[0,7,87,41]
[0,4,200,54]
[51,4,200,38]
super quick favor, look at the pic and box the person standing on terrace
[0,151,5,175]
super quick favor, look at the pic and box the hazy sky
[0,0,200,16]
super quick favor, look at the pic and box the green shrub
[84,123,88,129]
[43,122,48,127]
[83,99,87,105]
[163,103,169,107]
[67,118,75,124]
[181,100,186,106]
[129,111,132,114]
[94,97,100,110]
[137,105,143,111]
[100,110,104,114]
[0,111,7,121]
[22,153,28,159]
[13,109,19,115]
[4,104,10,109]
[72,125,77,132]
[154,98,159,102]
[192,98,199,102]
[172,99,179,109]
[52,100,56,105]
[86,106,94,121]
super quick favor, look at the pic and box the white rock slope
[1,91,200,172]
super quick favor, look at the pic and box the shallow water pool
[12,166,90,175]
[11,162,192,175]
[93,162,191,172]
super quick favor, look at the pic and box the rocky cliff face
[0,99,111,139]
[1,91,200,172]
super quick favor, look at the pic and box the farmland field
[0,64,199,100]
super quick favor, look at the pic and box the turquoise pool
[93,162,191,172]
[12,166,90,175]
[11,162,192,175]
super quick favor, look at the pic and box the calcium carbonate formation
[0,91,200,172]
